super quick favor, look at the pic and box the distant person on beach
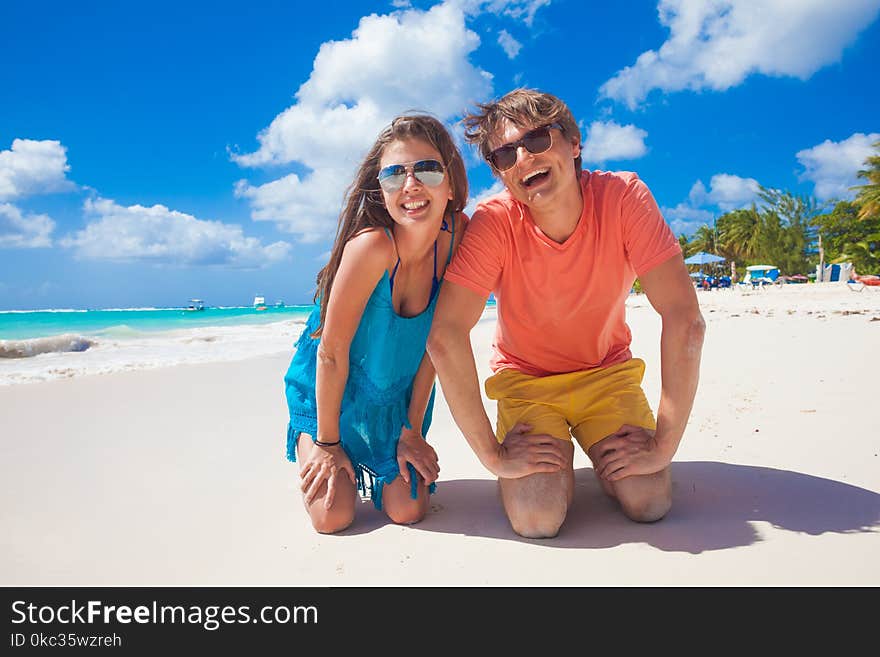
[283,115,468,533]
[427,89,705,538]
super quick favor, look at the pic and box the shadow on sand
[342,461,880,553]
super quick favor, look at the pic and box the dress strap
[389,258,401,294]
[429,242,440,302]
[383,226,400,294]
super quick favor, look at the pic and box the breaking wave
[0,334,95,359]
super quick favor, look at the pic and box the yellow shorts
[485,358,656,453]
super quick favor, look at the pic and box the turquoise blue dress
[284,218,455,510]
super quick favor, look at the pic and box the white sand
[1,283,878,586]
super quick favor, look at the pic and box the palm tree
[813,200,880,274]
[678,234,695,257]
[717,207,761,262]
[755,188,818,274]
[757,187,819,229]
[852,140,880,221]
[689,224,719,255]
[836,234,880,271]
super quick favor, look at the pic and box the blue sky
[2,0,878,310]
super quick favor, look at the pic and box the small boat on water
[274,300,285,308]
[185,299,205,312]
[253,295,267,311]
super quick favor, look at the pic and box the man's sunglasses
[377,159,446,192]
[487,122,564,172]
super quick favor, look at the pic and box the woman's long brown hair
[310,114,468,337]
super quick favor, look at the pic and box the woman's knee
[382,475,429,525]
[310,506,355,534]
[385,497,427,525]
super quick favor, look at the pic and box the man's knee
[507,506,567,538]
[502,477,570,539]
[619,492,671,523]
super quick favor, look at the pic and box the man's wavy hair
[311,114,468,338]
[462,88,582,175]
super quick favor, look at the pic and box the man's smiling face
[489,119,581,209]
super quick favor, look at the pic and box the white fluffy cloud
[459,0,551,26]
[234,170,349,244]
[690,174,762,211]
[232,2,495,242]
[581,121,648,164]
[663,202,713,222]
[61,198,291,268]
[796,132,880,200]
[0,139,73,201]
[0,203,55,248]
[663,173,762,236]
[498,29,523,58]
[600,0,880,109]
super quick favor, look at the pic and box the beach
[1,282,878,586]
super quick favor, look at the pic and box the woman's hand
[299,442,356,509]
[396,426,440,485]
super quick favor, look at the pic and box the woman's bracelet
[314,438,341,447]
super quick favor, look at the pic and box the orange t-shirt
[444,170,681,377]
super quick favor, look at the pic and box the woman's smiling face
[379,138,452,228]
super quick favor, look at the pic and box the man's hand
[592,424,670,482]
[396,426,440,485]
[493,422,568,479]
[299,443,356,509]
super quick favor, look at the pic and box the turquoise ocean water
[0,305,312,341]
[0,305,314,384]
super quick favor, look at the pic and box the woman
[284,114,468,533]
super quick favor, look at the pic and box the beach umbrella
[684,252,726,265]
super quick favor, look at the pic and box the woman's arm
[302,230,393,508]
[315,230,394,444]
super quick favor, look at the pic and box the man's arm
[639,253,706,463]
[427,281,566,478]
[395,351,441,486]
[592,253,704,482]
[426,282,494,466]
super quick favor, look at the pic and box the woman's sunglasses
[487,122,564,172]
[377,159,446,192]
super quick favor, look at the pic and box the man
[427,89,705,538]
